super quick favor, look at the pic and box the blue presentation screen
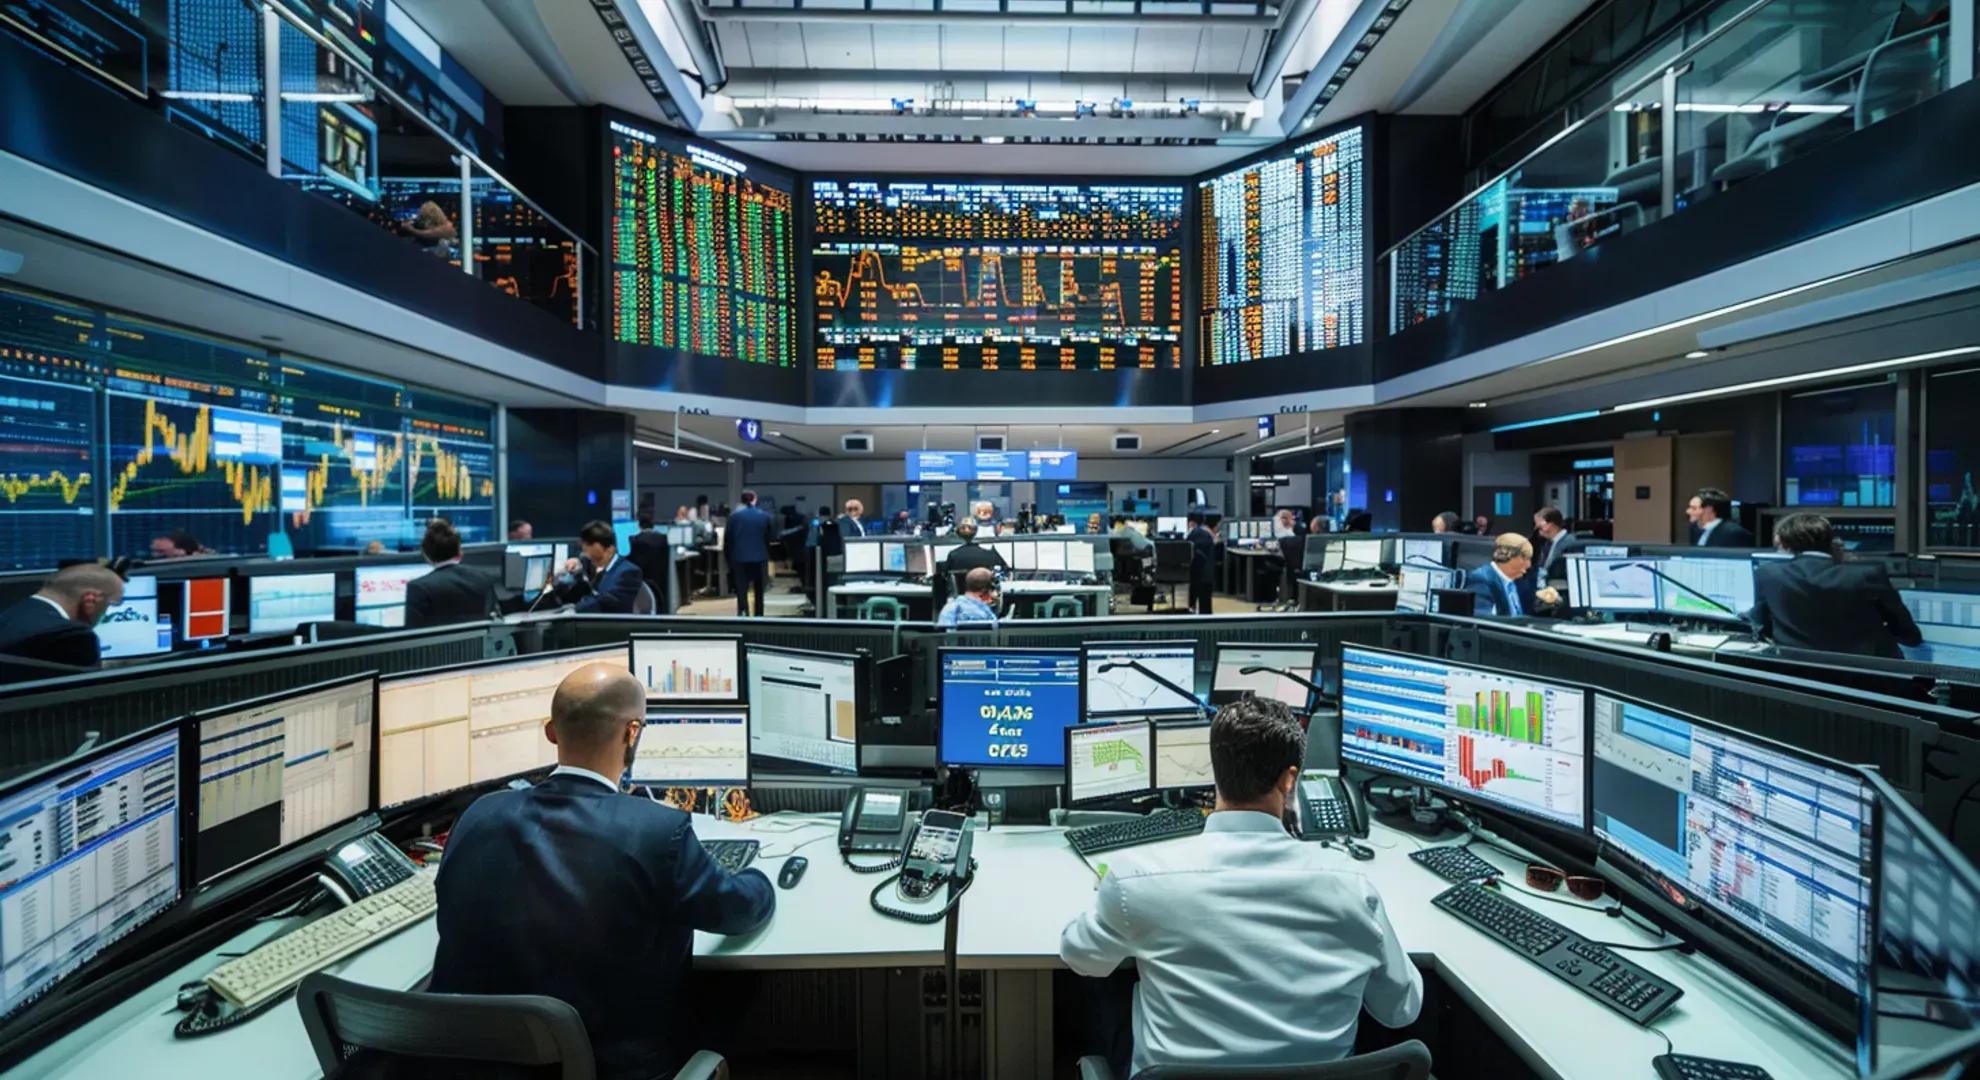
[1027,449,1078,480]
[973,450,1028,481]
[907,451,975,481]
[939,649,1081,767]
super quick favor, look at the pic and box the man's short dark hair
[1774,512,1839,557]
[741,490,758,506]
[1695,488,1732,520]
[1434,512,1461,532]
[421,518,461,562]
[1535,507,1565,527]
[637,511,654,529]
[579,520,616,549]
[508,520,530,534]
[1186,511,1204,527]
[1210,696,1306,803]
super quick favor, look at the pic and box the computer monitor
[353,564,432,628]
[1568,556,1659,614]
[843,543,881,574]
[1394,567,1458,614]
[631,634,743,703]
[1583,544,1629,558]
[1655,556,1755,622]
[1340,538,1385,570]
[1339,646,1588,831]
[932,541,961,569]
[905,544,933,578]
[1010,540,1038,572]
[507,541,560,561]
[179,577,231,642]
[667,524,695,548]
[94,574,166,659]
[938,647,1081,768]
[0,724,180,1022]
[375,645,629,809]
[1210,642,1321,709]
[1591,692,1874,995]
[881,542,908,574]
[986,540,1013,564]
[1156,516,1185,535]
[745,644,863,775]
[1870,771,1980,1073]
[1067,542,1095,574]
[1899,589,1980,667]
[190,674,376,885]
[629,709,750,788]
[1400,538,1446,569]
[1037,540,1068,573]
[1064,719,1155,806]
[247,572,338,634]
[1081,640,1199,719]
[1153,720,1214,792]
[613,520,639,554]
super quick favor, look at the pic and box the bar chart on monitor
[1443,670,1584,826]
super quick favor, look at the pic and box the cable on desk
[1647,1024,1674,1056]
[757,831,833,861]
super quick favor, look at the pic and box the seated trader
[549,520,645,614]
[430,664,774,1080]
[1430,512,1460,534]
[508,519,534,541]
[1060,697,1421,1074]
[0,563,124,670]
[970,500,999,536]
[148,530,203,559]
[1272,508,1297,538]
[937,567,1001,628]
[1465,534,1560,617]
[1687,487,1755,547]
[1750,513,1923,659]
[1109,516,1154,560]
[838,498,868,540]
[405,518,499,628]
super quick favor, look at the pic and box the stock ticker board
[0,282,497,568]
[1198,126,1366,365]
[609,121,796,367]
[810,180,1184,372]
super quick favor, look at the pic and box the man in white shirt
[1060,697,1423,1075]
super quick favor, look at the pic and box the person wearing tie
[837,499,867,540]
[1529,507,1568,581]
[1687,488,1756,547]
[1464,534,1560,618]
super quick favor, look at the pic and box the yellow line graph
[0,470,90,505]
[108,398,273,524]
[409,436,495,502]
[291,424,403,524]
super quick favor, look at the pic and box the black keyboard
[703,840,760,874]
[1409,845,1501,882]
[1067,810,1205,856]
[1653,1055,1771,1080]
[1432,883,1682,1025]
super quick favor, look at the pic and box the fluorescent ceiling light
[634,438,722,462]
[280,92,371,103]
[1489,410,1602,434]
[1685,350,1709,359]
[1612,347,1980,412]
[160,91,256,102]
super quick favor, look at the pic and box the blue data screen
[939,650,1081,767]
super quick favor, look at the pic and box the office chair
[1152,540,1193,612]
[1077,1041,1431,1080]
[1039,595,1083,620]
[1109,537,1157,612]
[857,595,907,622]
[296,973,731,1080]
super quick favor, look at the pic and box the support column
[1343,409,1465,532]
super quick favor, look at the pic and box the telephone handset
[870,810,976,923]
[322,832,419,900]
[839,787,912,857]
[1295,771,1368,841]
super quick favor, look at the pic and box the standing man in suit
[627,512,670,602]
[1185,512,1218,615]
[1465,534,1560,618]
[1750,513,1922,659]
[1687,488,1755,547]
[0,563,124,670]
[1529,507,1569,581]
[405,518,499,629]
[549,521,646,614]
[838,499,868,540]
[430,664,774,1080]
[726,490,775,617]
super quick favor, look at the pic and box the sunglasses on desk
[1525,864,1607,902]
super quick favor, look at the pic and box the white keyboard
[205,872,437,1009]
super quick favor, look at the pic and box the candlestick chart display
[811,180,1184,371]
[1198,124,1367,365]
[609,120,795,368]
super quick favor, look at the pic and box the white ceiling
[713,21,1270,75]
[1395,0,1598,114]
[389,0,574,106]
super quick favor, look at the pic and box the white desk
[826,580,934,618]
[1298,577,1401,612]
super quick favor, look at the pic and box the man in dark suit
[429,663,775,1080]
[405,518,500,629]
[1750,513,1923,659]
[837,498,868,540]
[1529,507,1568,583]
[1464,534,1559,618]
[1185,511,1218,615]
[627,511,670,602]
[549,520,646,614]
[934,521,1008,608]
[0,563,123,670]
[726,490,775,617]
[1686,487,1755,547]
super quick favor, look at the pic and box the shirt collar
[1492,563,1520,584]
[1796,550,1833,559]
[31,594,74,621]
[433,557,463,568]
[1203,809,1288,835]
[1700,518,1721,535]
[549,764,620,791]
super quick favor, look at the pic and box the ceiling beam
[694,4,1278,27]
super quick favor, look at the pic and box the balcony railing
[1382,0,1959,338]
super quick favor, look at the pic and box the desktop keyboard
[1067,810,1206,856]
[205,873,437,1010]
[1409,845,1502,883]
[1652,1054,1772,1080]
[1432,882,1682,1025]
[703,839,760,874]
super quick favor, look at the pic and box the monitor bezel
[936,645,1082,769]
[175,576,233,644]
[743,642,868,777]
[630,706,753,789]
[1151,718,1216,793]
[1078,638,1201,721]
[1062,718,1157,807]
[630,632,746,705]
[1208,640,1321,709]
[243,569,340,635]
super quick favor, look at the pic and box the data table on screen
[377,672,474,808]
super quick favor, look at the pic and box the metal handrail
[261,1,596,257]
[1378,0,1777,262]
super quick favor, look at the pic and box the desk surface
[1300,578,1401,593]
[827,580,932,597]
[17,816,1854,1080]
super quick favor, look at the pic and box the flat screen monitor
[1339,646,1588,831]
[1153,720,1215,792]
[907,451,975,482]
[191,674,376,885]
[1899,589,1980,668]
[974,450,1028,481]
[631,634,743,703]
[1870,772,1980,1072]
[0,725,180,1022]
[180,577,232,642]
[881,542,908,574]
[247,572,337,634]
[1340,538,1384,570]
[353,564,432,628]
[905,545,933,578]
[507,541,560,561]
[1028,449,1078,480]
[1591,693,1874,994]
[630,710,750,788]
[1037,541,1068,573]
[746,644,862,775]
[1400,538,1446,569]
[668,524,696,548]
[843,543,881,574]
[94,574,166,659]
[1584,544,1630,558]
[986,540,1013,565]
[376,646,628,809]
[1082,640,1199,718]
[1210,643,1320,709]
[1395,567,1457,614]
[1067,542,1095,574]
[932,542,961,569]
[1065,719,1155,805]
[1654,556,1755,622]
[1156,516,1185,535]
[938,648,1081,768]
[1569,556,1659,614]
[1010,540,1037,572]
[613,521,639,554]
[520,555,553,599]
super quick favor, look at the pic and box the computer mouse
[777,856,808,889]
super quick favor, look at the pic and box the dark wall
[1347,408,1466,531]
[502,107,601,249]
[507,408,633,534]
[1380,116,1466,252]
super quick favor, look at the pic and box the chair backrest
[858,596,906,622]
[1137,1040,1431,1080]
[1153,540,1194,584]
[633,581,657,615]
[296,973,596,1080]
[1041,596,1082,620]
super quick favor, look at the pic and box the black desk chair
[1077,1040,1430,1080]
[1109,537,1157,612]
[296,973,728,1080]
[1152,540,1193,612]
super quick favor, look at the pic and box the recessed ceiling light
[1210,429,1220,433]
[1468,401,1489,408]
[767,430,782,437]
[1685,349,1710,359]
